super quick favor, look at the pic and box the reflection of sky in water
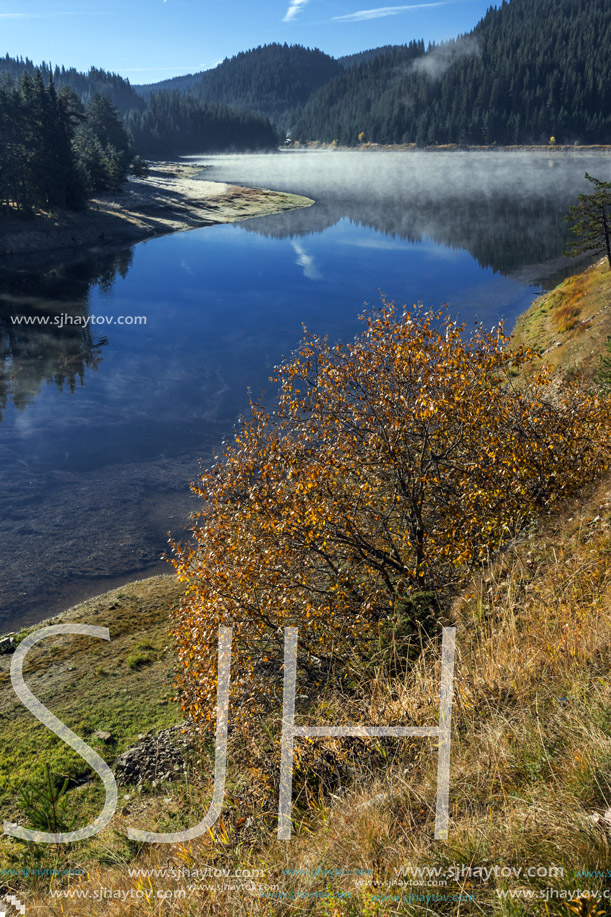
[2,217,542,479]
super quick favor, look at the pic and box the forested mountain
[295,42,426,141]
[135,71,203,98]
[126,93,278,158]
[294,0,611,145]
[2,0,609,199]
[136,44,342,127]
[0,54,142,114]
[337,46,401,69]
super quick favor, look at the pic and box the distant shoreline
[283,141,611,153]
[0,161,314,258]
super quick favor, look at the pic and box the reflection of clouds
[180,259,195,277]
[413,239,463,259]
[336,236,409,251]
[291,241,321,280]
[336,234,462,260]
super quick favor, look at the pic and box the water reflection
[241,193,572,283]
[0,248,132,420]
[200,149,611,286]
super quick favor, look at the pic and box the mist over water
[1,150,610,630]
[194,149,611,283]
[193,149,611,204]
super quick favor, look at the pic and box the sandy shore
[0,162,314,256]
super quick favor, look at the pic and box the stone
[0,634,17,656]
[113,723,193,787]
[94,731,113,743]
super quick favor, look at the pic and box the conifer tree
[565,173,611,270]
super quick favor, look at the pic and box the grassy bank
[0,577,184,859]
[511,256,611,378]
[2,259,611,914]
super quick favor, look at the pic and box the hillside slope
[512,257,611,377]
[136,43,342,128]
[294,0,611,145]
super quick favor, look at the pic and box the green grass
[0,575,183,864]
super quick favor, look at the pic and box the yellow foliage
[171,302,611,728]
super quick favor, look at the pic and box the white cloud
[332,1,448,22]
[283,0,310,22]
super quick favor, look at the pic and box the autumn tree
[565,173,611,270]
[171,303,611,729]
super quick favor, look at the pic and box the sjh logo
[4,623,455,845]
[0,894,26,916]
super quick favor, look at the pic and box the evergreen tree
[82,93,132,186]
[565,173,611,270]
[0,54,142,114]
[72,126,112,192]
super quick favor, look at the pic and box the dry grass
[8,478,611,915]
[511,257,611,378]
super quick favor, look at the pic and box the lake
[1,150,610,631]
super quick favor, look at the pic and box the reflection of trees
[241,191,574,280]
[0,248,133,420]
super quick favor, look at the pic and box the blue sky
[0,0,495,83]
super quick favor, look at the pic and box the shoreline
[0,161,314,257]
[283,141,611,153]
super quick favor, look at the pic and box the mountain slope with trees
[337,45,402,69]
[294,0,611,145]
[126,92,278,158]
[136,43,343,128]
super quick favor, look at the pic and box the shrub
[130,155,149,179]
[171,302,611,728]
[127,650,155,671]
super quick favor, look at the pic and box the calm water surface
[1,150,610,629]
